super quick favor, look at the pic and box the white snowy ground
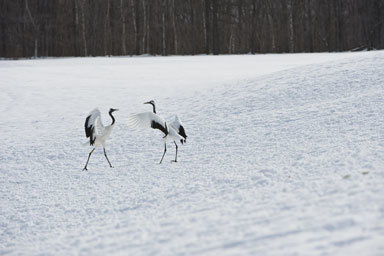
[0,51,383,255]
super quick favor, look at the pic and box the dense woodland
[1,0,383,58]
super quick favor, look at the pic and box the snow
[0,51,383,255]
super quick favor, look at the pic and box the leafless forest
[1,0,383,58]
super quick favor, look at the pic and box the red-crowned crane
[127,100,187,164]
[83,108,118,170]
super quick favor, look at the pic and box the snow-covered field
[0,51,383,255]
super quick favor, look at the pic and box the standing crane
[83,108,118,170]
[127,100,187,163]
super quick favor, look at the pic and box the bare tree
[142,0,146,54]
[211,0,219,55]
[2,0,384,58]
[249,0,261,54]
[25,0,39,57]
[266,2,276,52]
[189,0,196,55]
[130,0,139,55]
[287,0,294,52]
[304,0,313,52]
[120,0,127,55]
[203,0,210,54]
[104,0,111,55]
[161,0,168,55]
[171,0,178,54]
[77,0,87,56]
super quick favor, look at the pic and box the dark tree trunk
[211,0,219,55]
[203,0,210,54]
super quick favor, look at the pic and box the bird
[82,108,119,171]
[127,100,187,164]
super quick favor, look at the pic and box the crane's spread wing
[127,112,168,136]
[84,108,105,145]
[171,115,187,143]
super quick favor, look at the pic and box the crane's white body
[84,109,115,148]
[127,104,187,163]
[83,108,117,170]
[164,125,184,142]
[85,125,114,147]
[170,115,187,144]
[94,126,114,147]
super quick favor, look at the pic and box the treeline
[1,0,383,58]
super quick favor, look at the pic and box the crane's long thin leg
[171,141,178,163]
[83,148,95,171]
[159,143,167,164]
[103,147,113,168]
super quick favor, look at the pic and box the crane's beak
[144,101,150,104]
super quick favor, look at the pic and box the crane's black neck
[109,110,116,125]
[150,103,156,114]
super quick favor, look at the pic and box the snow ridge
[0,52,383,255]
